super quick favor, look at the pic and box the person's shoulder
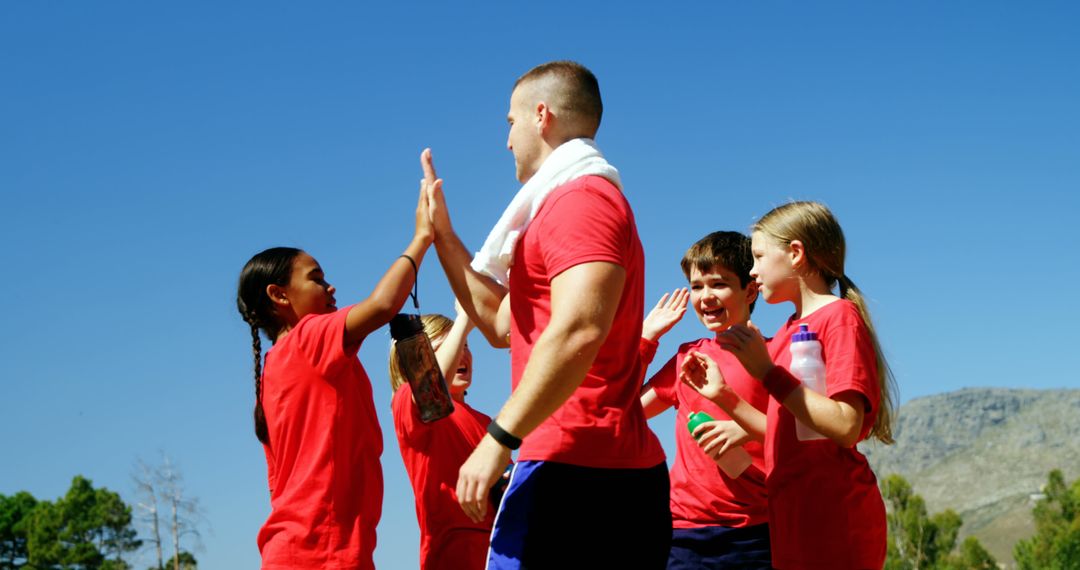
[550,175,621,201]
[678,337,715,352]
[816,298,862,324]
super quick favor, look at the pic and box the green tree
[1014,469,1080,570]
[882,474,997,570]
[25,476,141,570]
[146,551,195,570]
[0,492,38,569]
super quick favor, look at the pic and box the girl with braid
[681,201,896,569]
[236,179,434,570]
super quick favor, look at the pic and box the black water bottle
[390,314,455,423]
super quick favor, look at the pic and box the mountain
[859,387,1080,566]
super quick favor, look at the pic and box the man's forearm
[433,231,508,346]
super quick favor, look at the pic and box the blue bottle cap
[791,323,819,343]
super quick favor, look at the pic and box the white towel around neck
[470,138,622,286]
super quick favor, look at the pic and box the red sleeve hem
[638,337,659,365]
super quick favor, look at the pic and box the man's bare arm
[422,149,509,348]
[455,261,625,522]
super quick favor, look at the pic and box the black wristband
[487,420,522,450]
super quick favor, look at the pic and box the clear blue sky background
[2,2,1077,568]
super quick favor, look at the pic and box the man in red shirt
[422,61,670,569]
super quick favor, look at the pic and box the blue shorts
[667,524,772,569]
[487,460,672,569]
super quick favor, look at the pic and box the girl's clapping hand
[717,322,774,380]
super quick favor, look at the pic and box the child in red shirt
[235,178,434,570]
[681,201,897,570]
[388,308,502,570]
[638,231,772,569]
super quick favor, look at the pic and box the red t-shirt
[508,175,665,469]
[392,384,495,570]
[641,337,769,529]
[257,307,383,570]
[765,299,886,569]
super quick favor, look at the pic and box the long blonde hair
[387,313,454,392]
[755,201,897,444]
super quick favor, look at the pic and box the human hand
[421,148,453,241]
[692,419,751,461]
[641,288,689,342]
[456,434,513,523]
[680,351,736,407]
[716,321,774,380]
[414,172,434,245]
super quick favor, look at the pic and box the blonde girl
[389,307,499,570]
[681,201,896,569]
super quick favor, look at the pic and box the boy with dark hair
[639,231,772,569]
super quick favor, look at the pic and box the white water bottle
[790,324,828,441]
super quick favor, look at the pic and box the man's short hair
[514,60,603,137]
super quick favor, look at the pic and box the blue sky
[2,2,1077,568]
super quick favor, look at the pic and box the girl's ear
[266,284,289,308]
[788,240,807,270]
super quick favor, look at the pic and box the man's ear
[535,101,552,135]
[266,284,289,308]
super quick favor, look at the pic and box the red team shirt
[765,299,886,569]
[641,337,770,529]
[509,175,665,469]
[257,307,383,570]
[392,384,496,570]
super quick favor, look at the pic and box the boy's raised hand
[716,321,774,380]
[642,288,689,342]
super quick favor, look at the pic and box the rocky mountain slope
[859,388,1080,565]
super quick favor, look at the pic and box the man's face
[506,85,544,183]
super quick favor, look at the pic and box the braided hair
[236,247,302,445]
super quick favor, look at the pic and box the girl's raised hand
[421,148,453,240]
[692,420,751,461]
[415,149,438,245]
[717,321,774,380]
[642,288,689,342]
[680,351,732,405]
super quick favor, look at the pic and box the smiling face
[431,334,473,399]
[279,252,337,321]
[750,231,798,304]
[688,264,756,334]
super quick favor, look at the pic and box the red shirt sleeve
[392,383,432,450]
[644,353,680,408]
[532,179,630,278]
[290,307,356,379]
[821,319,880,439]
